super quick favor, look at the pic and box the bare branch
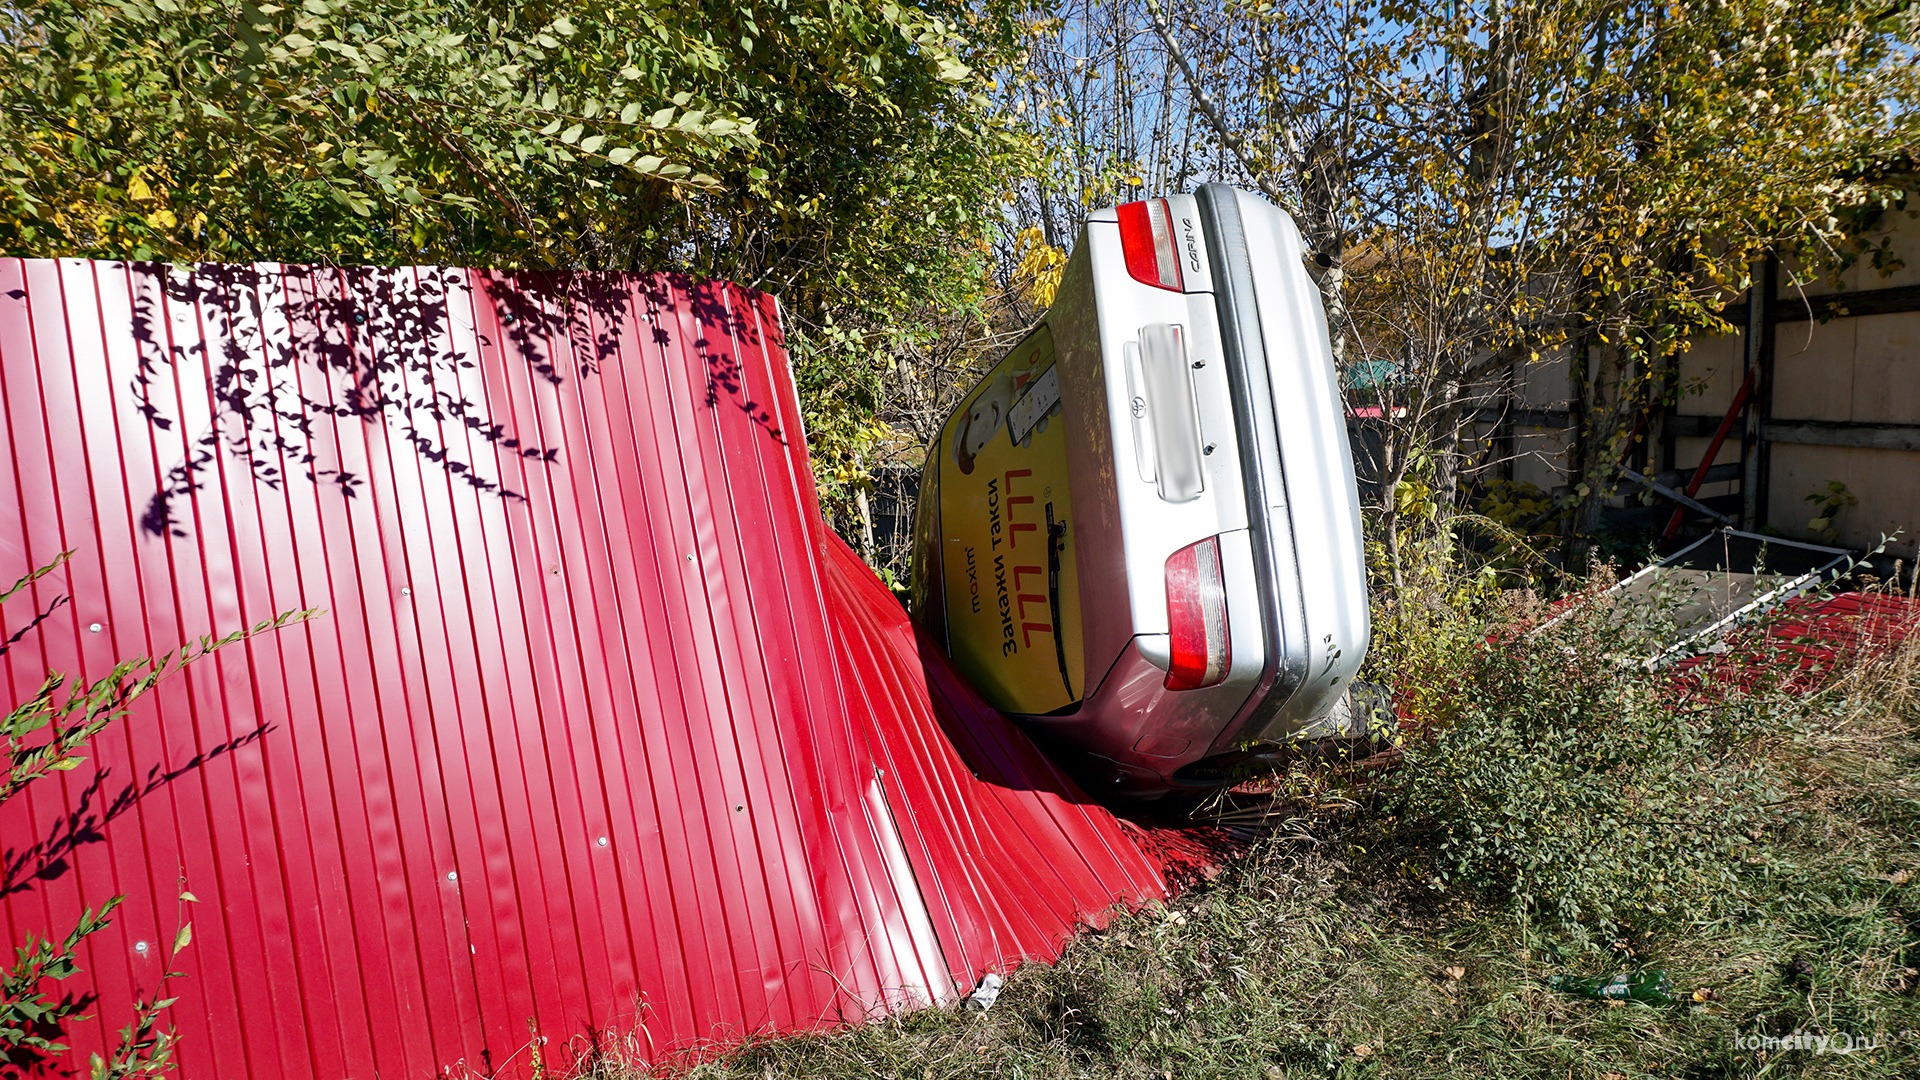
[1140,0,1301,217]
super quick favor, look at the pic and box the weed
[577,576,1920,1079]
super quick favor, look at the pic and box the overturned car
[908,185,1371,799]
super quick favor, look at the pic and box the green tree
[0,0,1032,507]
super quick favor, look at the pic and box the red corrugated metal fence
[0,259,1177,1078]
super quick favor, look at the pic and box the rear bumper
[1193,184,1296,752]
[1193,183,1369,755]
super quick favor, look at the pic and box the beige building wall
[1676,209,1920,549]
[1482,206,1919,551]
[1506,345,1576,495]
[1510,424,1573,495]
[1768,445,1920,550]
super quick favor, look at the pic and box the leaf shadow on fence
[682,276,787,445]
[123,264,798,539]
[125,263,646,538]
[2,723,275,899]
[0,593,68,664]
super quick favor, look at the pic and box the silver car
[908,185,1370,799]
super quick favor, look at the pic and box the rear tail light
[1117,199,1183,291]
[1164,536,1229,690]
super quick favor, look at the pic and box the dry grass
[563,587,1920,1079]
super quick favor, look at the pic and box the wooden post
[1741,255,1778,529]
[1499,359,1516,484]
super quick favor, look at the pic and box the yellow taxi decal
[937,324,1084,715]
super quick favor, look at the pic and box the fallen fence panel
[0,259,1183,1079]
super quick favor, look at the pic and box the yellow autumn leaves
[1011,226,1067,308]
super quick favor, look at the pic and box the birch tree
[1139,0,1919,581]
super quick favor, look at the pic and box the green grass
[575,587,1920,1080]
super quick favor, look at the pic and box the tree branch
[1141,0,1301,217]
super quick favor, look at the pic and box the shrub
[1384,579,1802,940]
